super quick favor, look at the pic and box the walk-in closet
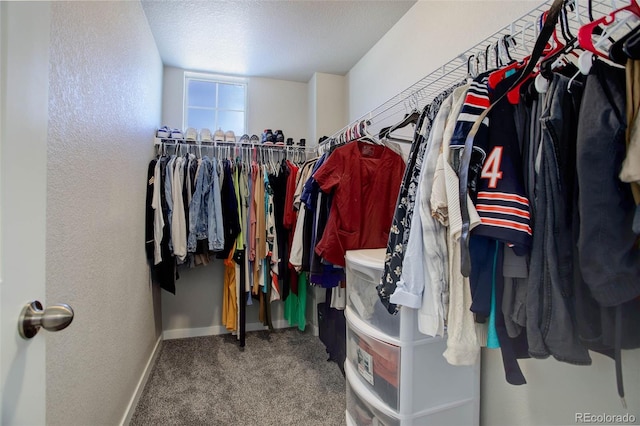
[1,1,639,425]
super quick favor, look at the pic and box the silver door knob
[18,300,74,339]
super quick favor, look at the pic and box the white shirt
[151,159,164,265]
[171,156,187,262]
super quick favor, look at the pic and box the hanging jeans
[527,73,591,365]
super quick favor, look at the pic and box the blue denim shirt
[188,156,212,252]
[207,157,224,251]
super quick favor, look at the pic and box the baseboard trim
[120,335,162,426]
[163,320,293,341]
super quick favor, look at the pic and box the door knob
[18,300,74,339]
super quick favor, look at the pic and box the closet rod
[154,138,315,151]
[323,0,616,144]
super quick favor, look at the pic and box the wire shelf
[325,0,619,143]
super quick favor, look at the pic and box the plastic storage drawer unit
[346,307,479,416]
[345,249,402,337]
[346,370,400,426]
[346,362,478,426]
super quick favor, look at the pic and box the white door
[1,2,56,425]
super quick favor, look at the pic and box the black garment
[151,156,177,294]
[317,296,346,376]
[527,73,591,365]
[469,235,495,320]
[574,60,640,403]
[234,249,247,348]
[181,155,190,240]
[494,242,531,385]
[217,159,240,259]
[301,201,313,272]
[269,163,290,300]
[310,191,331,275]
[576,60,640,307]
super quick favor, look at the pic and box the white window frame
[183,71,248,134]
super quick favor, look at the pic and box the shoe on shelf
[225,130,236,143]
[298,138,306,147]
[238,134,250,144]
[262,129,273,144]
[213,128,225,142]
[250,134,260,144]
[185,127,198,141]
[171,128,184,139]
[200,128,212,142]
[274,130,285,146]
[156,126,171,138]
[286,137,294,146]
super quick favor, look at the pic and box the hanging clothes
[377,84,463,314]
[148,155,177,294]
[313,141,405,267]
[223,244,237,332]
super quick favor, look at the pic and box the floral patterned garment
[377,84,464,315]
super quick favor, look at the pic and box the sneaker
[185,127,197,141]
[298,138,306,147]
[250,134,260,144]
[156,126,170,138]
[224,130,236,143]
[171,128,184,139]
[286,137,294,146]
[274,130,285,143]
[200,128,212,142]
[238,134,250,144]
[213,128,225,142]
[262,129,273,144]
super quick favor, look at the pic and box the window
[183,72,247,136]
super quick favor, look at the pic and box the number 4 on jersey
[481,146,503,188]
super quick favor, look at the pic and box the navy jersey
[472,73,532,255]
[450,75,490,200]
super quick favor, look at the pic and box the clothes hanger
[577,0,640,63]
[466,54,477,82]
[508,6,574,104]
[378,94,421,141]
[379,110,419,141]
[488,35,524,89]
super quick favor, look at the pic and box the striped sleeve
[450,76,490,149]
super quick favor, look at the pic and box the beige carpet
[130,328,346,426]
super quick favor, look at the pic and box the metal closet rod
[323,0,614,144]
[154,138,315,151]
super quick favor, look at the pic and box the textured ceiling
[141,0,416,82]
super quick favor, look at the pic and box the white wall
[46,2,163,425]
[248,76,308,142]
[160,67,309,338]
[347,1,640,425]
[347,1,539,122]
[482,349,640,425]
[308,72,347,147]
[163,66,308,141]
[308,73,318,145]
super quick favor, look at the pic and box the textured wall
[46,2,163,425]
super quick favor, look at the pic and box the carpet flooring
[130,328,346,426]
